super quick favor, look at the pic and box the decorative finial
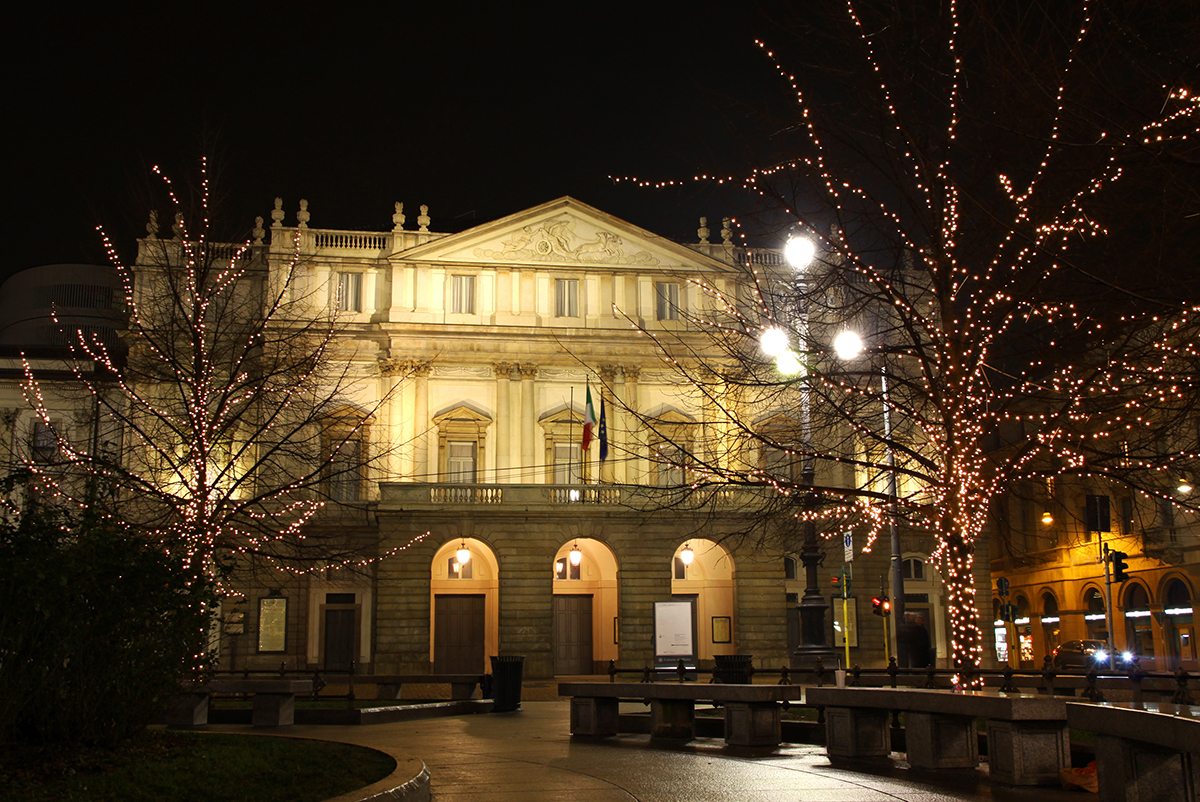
[146,210,159,239]
[271,198,285,228]
[720,217,732,245]
[172,212,185,240]
[297,199,310,229]
[417,204,430,232]
[392,201,406,231]
[252,216,265,245]
[698,217,710,244]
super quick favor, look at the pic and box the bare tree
[21,160,416,581]
[615,0,1200,682]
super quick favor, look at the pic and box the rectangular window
[554,443,583,484]
[656,282,680,320]
[762,445,796,482]
[257,596,287,652]
[656,442,686,487]
[1121,497,1135,535]
[328,439,362,502]
[335,272,362,312]
[451,275,476,314]
[555,279,579,317]
[446,441,477,483]
[31,420,58,464]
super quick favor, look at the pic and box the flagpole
[570,386,575,487]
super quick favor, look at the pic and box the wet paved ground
[240,700,1091,802]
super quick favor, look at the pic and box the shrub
[0,494,215,747]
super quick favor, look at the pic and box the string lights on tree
[20,158,423,591]
[610,0,1199,685]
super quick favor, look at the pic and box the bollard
[1173,668,1194,705]
[1000,665,1018,694]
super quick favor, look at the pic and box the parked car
[1052,639,1136,670]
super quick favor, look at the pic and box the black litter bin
[489,654,525,712]
[713,654,754,683]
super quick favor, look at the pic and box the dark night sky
[6,3,798,281]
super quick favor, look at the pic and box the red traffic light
[872,596,890,616]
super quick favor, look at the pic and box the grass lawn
[1,729,395,802]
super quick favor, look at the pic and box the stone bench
[806,686,1074,785]
[353,674,484,701]
[558,681,803,747]
[1067,701,1200,801]
[168,679,313,727]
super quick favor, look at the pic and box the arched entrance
[1014,595,1034,668]
[551,538,618,675]
[429,538,499,673]
[1040,592,1061,663]
[1083,586,1107,641]
[671,539,735,662]
[1122,583,1154,664]
[1163,579,1196,670]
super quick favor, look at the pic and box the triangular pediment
[395,197,733,273]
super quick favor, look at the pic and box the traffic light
[1111,551,1130,582]
[872,595,891,616]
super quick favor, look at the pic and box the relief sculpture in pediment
[473,215,660,265]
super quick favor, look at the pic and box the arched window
[902,558,925,581]
[1040,592,1060,655]
[1084,588,1107,641]
[1164,579,1195,667]
[1123,584,1154,659]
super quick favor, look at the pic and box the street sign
[843,532,853,563]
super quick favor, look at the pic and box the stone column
[378,359,408,481]
[624,366,641,485]
[494,362,514,483]
[599,365,619,484]
[413,362,431,481]
[518,364,539,481]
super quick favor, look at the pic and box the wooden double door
[553,594,593,675]
[434,594,486,674]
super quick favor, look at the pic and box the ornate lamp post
[763,237,839,670]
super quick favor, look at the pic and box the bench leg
[376,683,403,700]
[1093,734,1195,802]
[986,720,1070,786]
[724,702,781,747]
[252,693,295,727]
[905,711,978,770]
[825,707,890,758]
[651,699,695,740]
[167,693,210,727]
[449,682,477,700]
[570,697,619,736]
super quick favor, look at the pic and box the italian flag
[581,385,596,450]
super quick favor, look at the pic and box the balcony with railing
[379,482,749,511]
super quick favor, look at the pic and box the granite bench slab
[558,681,802,747]
[1067,701,1200,802]
[806,686,1074,785]
[170,679,313,727]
